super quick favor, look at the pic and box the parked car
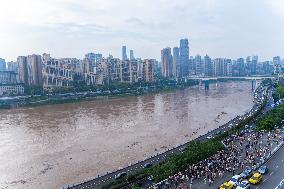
[249,173,262,184]
[241,167,253,179]
[143,163,153,168]
[236,180,250,189]
[147,175,154,181]
[114,172,127,179]
[219,182,234,189]
[258,165,268,174]
[206,135,213,139]
[229,175,242,186]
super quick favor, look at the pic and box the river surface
[0,81,254,189]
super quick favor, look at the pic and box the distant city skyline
[1,0,284,61]
[0,37,281,96]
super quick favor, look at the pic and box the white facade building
[0,84,24,96]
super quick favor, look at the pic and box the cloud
[46,22,112,35]
[264,0,284,19]
[125,18,145,26]
[0,0,284,61]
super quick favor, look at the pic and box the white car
[229,175,242,186]
[206,135,213,139]
[236,180,250,189]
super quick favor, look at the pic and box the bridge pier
[205,80,210,90]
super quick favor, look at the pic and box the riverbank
[0,80,199,109]
[0,77,264,110]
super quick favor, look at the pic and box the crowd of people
[149,127,283,189]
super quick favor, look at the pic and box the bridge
[186,76,276,81]
[186,76,278,91]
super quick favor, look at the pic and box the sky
[0,0,284,62]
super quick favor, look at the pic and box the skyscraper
[17,56,28,85]
[189,56,195,75]
[161,47,172,77]
[179,38,189,77]
[122,46,127,61]
[130,50,134,60]
[236,58,245,76]
[82,58,92,75]
[172,47,179,78]
[140,59,155,82]
[246,56,251,64]
[7,61,18,73]
[225,59,232,76]
[85,53,102,69]
[194,54,202,75]
[273,56,281,74]
[27,54,43,86]
[0,58,6,71]
[204,55,212,76]
[213,58,225,77]
[251,56,258,75]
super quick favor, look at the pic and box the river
[0,81,254,189]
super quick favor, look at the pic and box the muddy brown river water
[0,81,254,189]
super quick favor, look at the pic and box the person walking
[208,178,212,187]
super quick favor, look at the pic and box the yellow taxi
[219,182,234,189]
[249,172,262,184]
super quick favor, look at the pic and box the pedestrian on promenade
[208,178,212,187]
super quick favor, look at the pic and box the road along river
[0,81,254,189]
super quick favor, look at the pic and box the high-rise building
[179,38,189,77]
[0,84,24,96]
[122,46,127,61]
[161,47,172,77]
[82,58,92,75]
[194,54,202,75]
[85,53,102,69]
[236,58,245,76]
[17,56,28,85]
[204,55,212,76]
[42,54,82,88]
[7,61,18,73]
[140,59,155,82]
[0,71,17,84]
[251,56,258,75]
[225,59,232,76]
[121,59,138,83]
[262,61,273,75]
[213,58,222,77]
[27,54,43,86]
[130,50,134,60]
[246,56,251,64]
[213,58,228,76]
[273,56,281,74]
[245,56,251,75]
[130,59,138,83]
[172,47,179,78]
[0,58,6,71]
[189,56,195,75]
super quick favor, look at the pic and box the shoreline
[0,77,258,110]
[0,81,198,110]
